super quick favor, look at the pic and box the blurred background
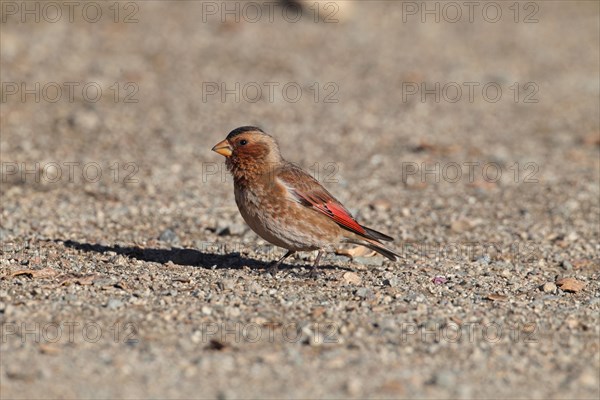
[1,1,599,399]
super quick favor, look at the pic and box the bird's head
[212,126,282,180]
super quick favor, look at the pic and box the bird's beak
[211,139,233,157]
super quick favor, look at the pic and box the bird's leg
[267,250,295,275]
[309,250,323,277]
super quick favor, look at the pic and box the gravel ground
[1,1,599,399]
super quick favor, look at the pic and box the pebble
[218,279,236,291]
[561,260,573,270]
[383,277,399,287]
[450,219,472,233]
[159,229,179,244]
[475,255,491,265]
[225,306,241,317]
[329,255,351,263]
[201,306,212,315]
[345,379,362,395]
[93,278,116,287]
[217,223,246,236]
[431,276,447,285]
[431,370,456,388]
[0,228,10,240]
[68,109,100,132]
[542,282,557,293]
[354,256,384,267]
[248,282,263,293]
[355,288,374,299]
[341,272,362,285]
[106,298,124,310]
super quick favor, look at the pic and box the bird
[211,126,399,274]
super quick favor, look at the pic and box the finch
[211,126,399,274]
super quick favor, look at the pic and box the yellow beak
[211,139,233,157]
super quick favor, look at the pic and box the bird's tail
[360,225,394,242]
[345,237,400,261]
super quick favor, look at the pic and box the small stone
[475,255,490,265]
[485,294,508,302]
[556,277,586,292]
[329,255,351,263]
[345,379,362,395]
[159,229,179,243]
[383,277,399,287]
[341,272,361,285]
[311,306,326,318]
[301,325,332,346]
[355,287,374,299]
[69,109,100,132]
[565,318,579,329]
[218,279,236,291]
[561,260,573,271]
[542,282,557,293]
[450,219,472,233]
[93,277,116,287]
[217,223,246,236]
[337,246,375,258]
[354,256,384,266]
[566,232,578,241]
[432,276,447,285]
[248,282,262,293]
[225,306,240,317]
[370,199,391,211]
[431,370,455,388]
[0,228,10,241]
[106,298,123,310]
[4,304,15,316]
[202,306,212,315]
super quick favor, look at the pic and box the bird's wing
[276,163,368,237]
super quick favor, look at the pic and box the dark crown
[226,126,265,140]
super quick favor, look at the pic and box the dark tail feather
[361,225,395,242]
[346,238,400,262]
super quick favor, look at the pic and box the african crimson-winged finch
[212,126,399,274]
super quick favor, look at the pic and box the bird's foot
[265,250,295,277]
[265,262,279,276]
[306,265,320,278]
[306,250,323,278]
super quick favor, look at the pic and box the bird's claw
[265,262,279,276]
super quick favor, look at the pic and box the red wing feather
[293,190,367,236]
[279,164,367,236]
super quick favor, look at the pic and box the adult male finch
[211,126,399,274]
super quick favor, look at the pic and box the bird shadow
[59,239,345,272]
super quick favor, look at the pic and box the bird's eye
[239,139,248,146]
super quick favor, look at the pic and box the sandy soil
[1,1,599,399]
